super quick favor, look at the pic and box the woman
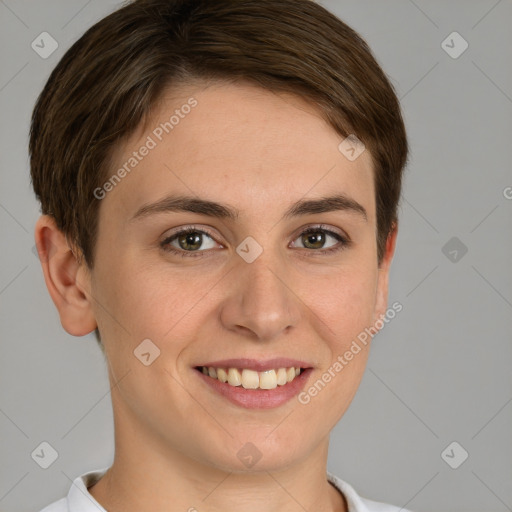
[31,0,410,510]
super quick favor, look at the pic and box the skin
[35,81,397,512]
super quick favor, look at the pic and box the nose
[219,253,301,342]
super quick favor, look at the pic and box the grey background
[0,1,511,511]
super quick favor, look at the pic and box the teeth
[241,369,259,389]
[259,369,277,390]
[276,368,287,386]
[200,366,302,389]
[217,368,228,383]
[227,368,242,386]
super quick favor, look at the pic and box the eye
[160,226,221,257]
[160,224,350,259]
[291,225,350,255]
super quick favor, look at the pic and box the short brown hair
[30,0,408,342]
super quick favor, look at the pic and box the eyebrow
[130,193,368,223]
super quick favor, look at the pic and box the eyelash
[160,224,351,258]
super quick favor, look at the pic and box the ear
[373,223,398,325]
[34,215,97,336]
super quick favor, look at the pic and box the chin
[198,429,315,475]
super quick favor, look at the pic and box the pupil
[305,232,324,249]
[180,232,202,251]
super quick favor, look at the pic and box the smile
[197,366,303,390]
[194,359,312,409]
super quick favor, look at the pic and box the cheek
[91,253,208,342]
[295,270,376,432]
[305,262,379,344]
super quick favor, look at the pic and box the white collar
[59,467,408,512]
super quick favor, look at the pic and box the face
[76,81,395,472]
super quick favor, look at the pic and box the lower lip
[195,368,312,409]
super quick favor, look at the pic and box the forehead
[102,81,375,223]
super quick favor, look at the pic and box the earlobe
[34,215,97,336]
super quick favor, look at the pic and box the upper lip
[196,358,311,372]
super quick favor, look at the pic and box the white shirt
[38,467,412,512]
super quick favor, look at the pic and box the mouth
[195,365,303,389]
[193,359,312,409]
